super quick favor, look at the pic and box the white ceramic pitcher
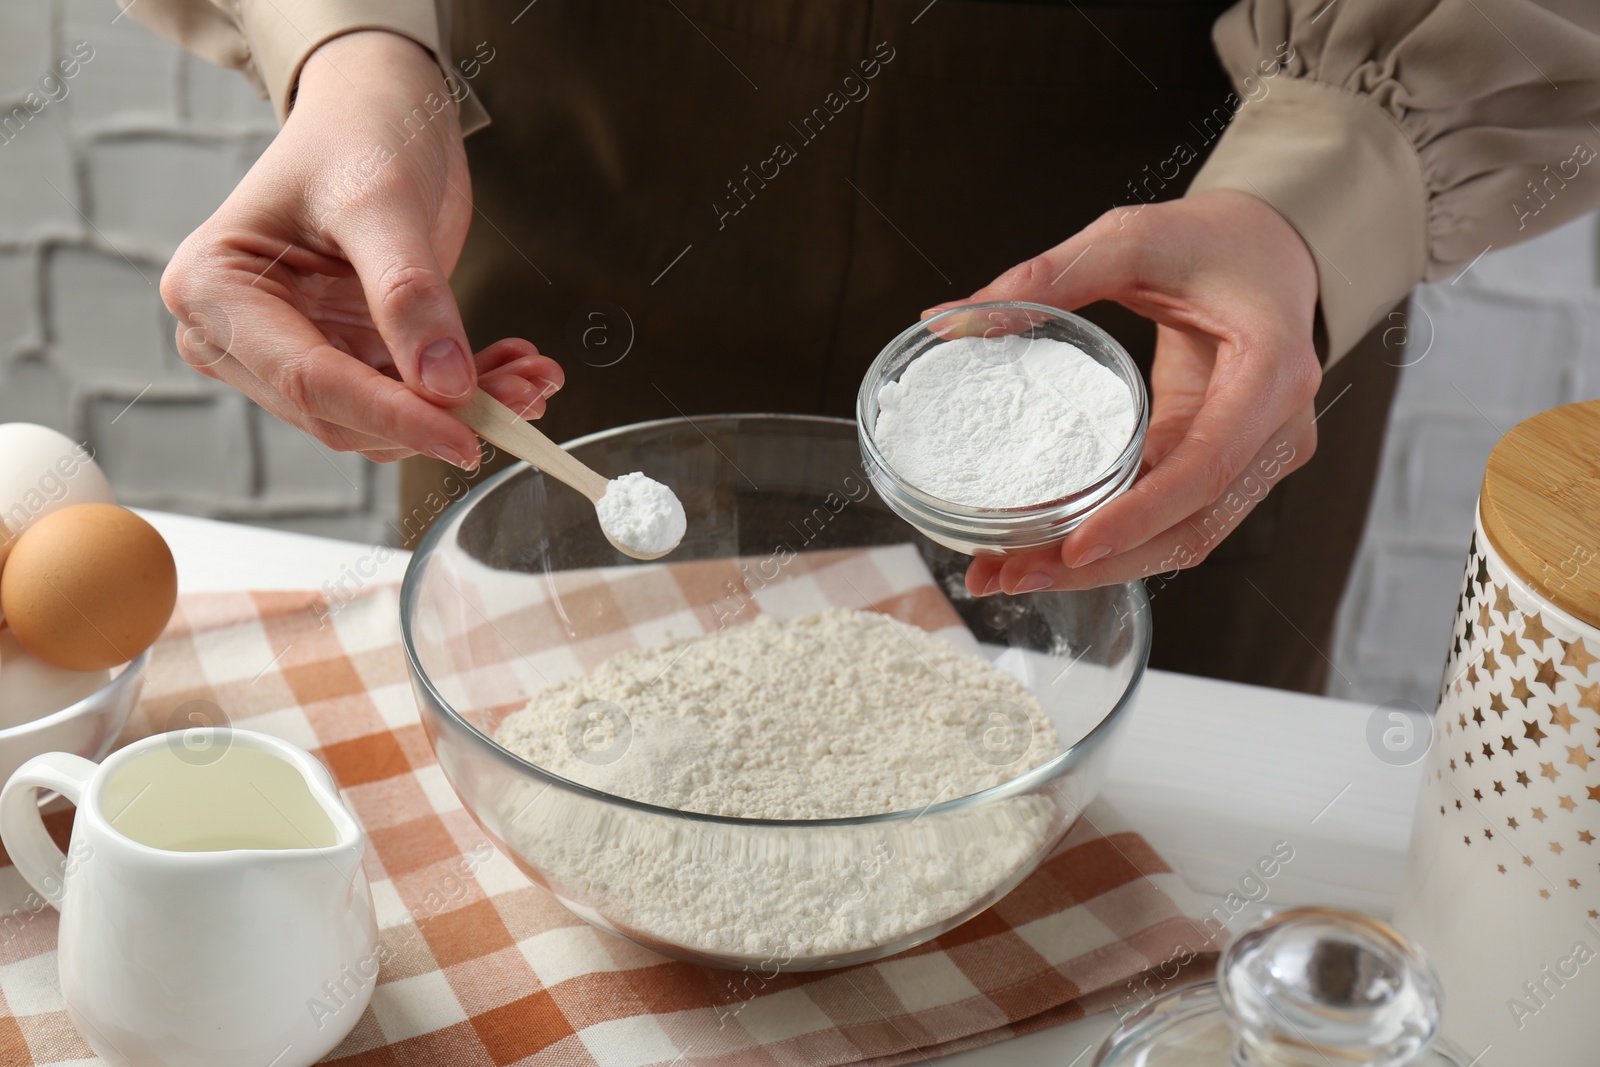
[0,729,379,1067]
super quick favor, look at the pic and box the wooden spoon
[451,389,675,561]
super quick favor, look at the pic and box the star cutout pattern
[1523,612,1555,648]
[1551,703,1579,733]
[1427,540,1600,904]
[1534,658,1561,691]
[1493,583,1516,621]
[1562,638,1598,676]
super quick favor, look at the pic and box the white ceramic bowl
[0,653,146,791]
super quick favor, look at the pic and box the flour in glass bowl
[874,333,1136,508]
[493,609,1063,960]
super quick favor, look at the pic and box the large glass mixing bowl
[401,415,1150,971]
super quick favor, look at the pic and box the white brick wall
[1331,211,1600,707]
[0,3,1594,704]
[0,1,394,545]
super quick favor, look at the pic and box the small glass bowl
[857,301,1148,557]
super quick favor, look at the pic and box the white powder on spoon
[874,333,1136,508]
[596,472,686,556]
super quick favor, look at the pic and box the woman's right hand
[160,30,561,469]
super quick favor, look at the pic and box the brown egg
[0,504,177,670]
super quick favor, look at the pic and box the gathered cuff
[239,0,488,133]
[1188,78,1428,365]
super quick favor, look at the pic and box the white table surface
[140,509,1427,1066]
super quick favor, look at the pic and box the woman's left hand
[936,190,1325,597]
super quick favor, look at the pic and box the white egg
[0,629,112,730]
[0,424,115,620]
[0,422,116,549]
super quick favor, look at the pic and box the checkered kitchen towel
[0,545,1214,1066]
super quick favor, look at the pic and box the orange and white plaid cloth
[0,547,1214,1066]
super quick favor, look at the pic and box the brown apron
[401,0,1402,694]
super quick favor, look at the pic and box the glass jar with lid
[1094,907,1470,1067]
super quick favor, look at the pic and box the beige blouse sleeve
[114,0,489,134]
[1189,1,1600,363]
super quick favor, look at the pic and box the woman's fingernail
[492,377,536,411]
[1009,572,1053,595]
[533,376,562,399]
[430,443,477,470]
[979,574,1001,597]
[1070,544,1112,568]
[420,338,473,399]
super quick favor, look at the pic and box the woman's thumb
[965,209,1154,313]
[338,219,477,406]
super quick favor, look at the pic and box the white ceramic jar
[1392,400,1600,1064]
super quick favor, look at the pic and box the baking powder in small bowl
[857,302,1148,556]
[875,332,1137,509]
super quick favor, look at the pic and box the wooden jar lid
[1480,399,1600,626]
